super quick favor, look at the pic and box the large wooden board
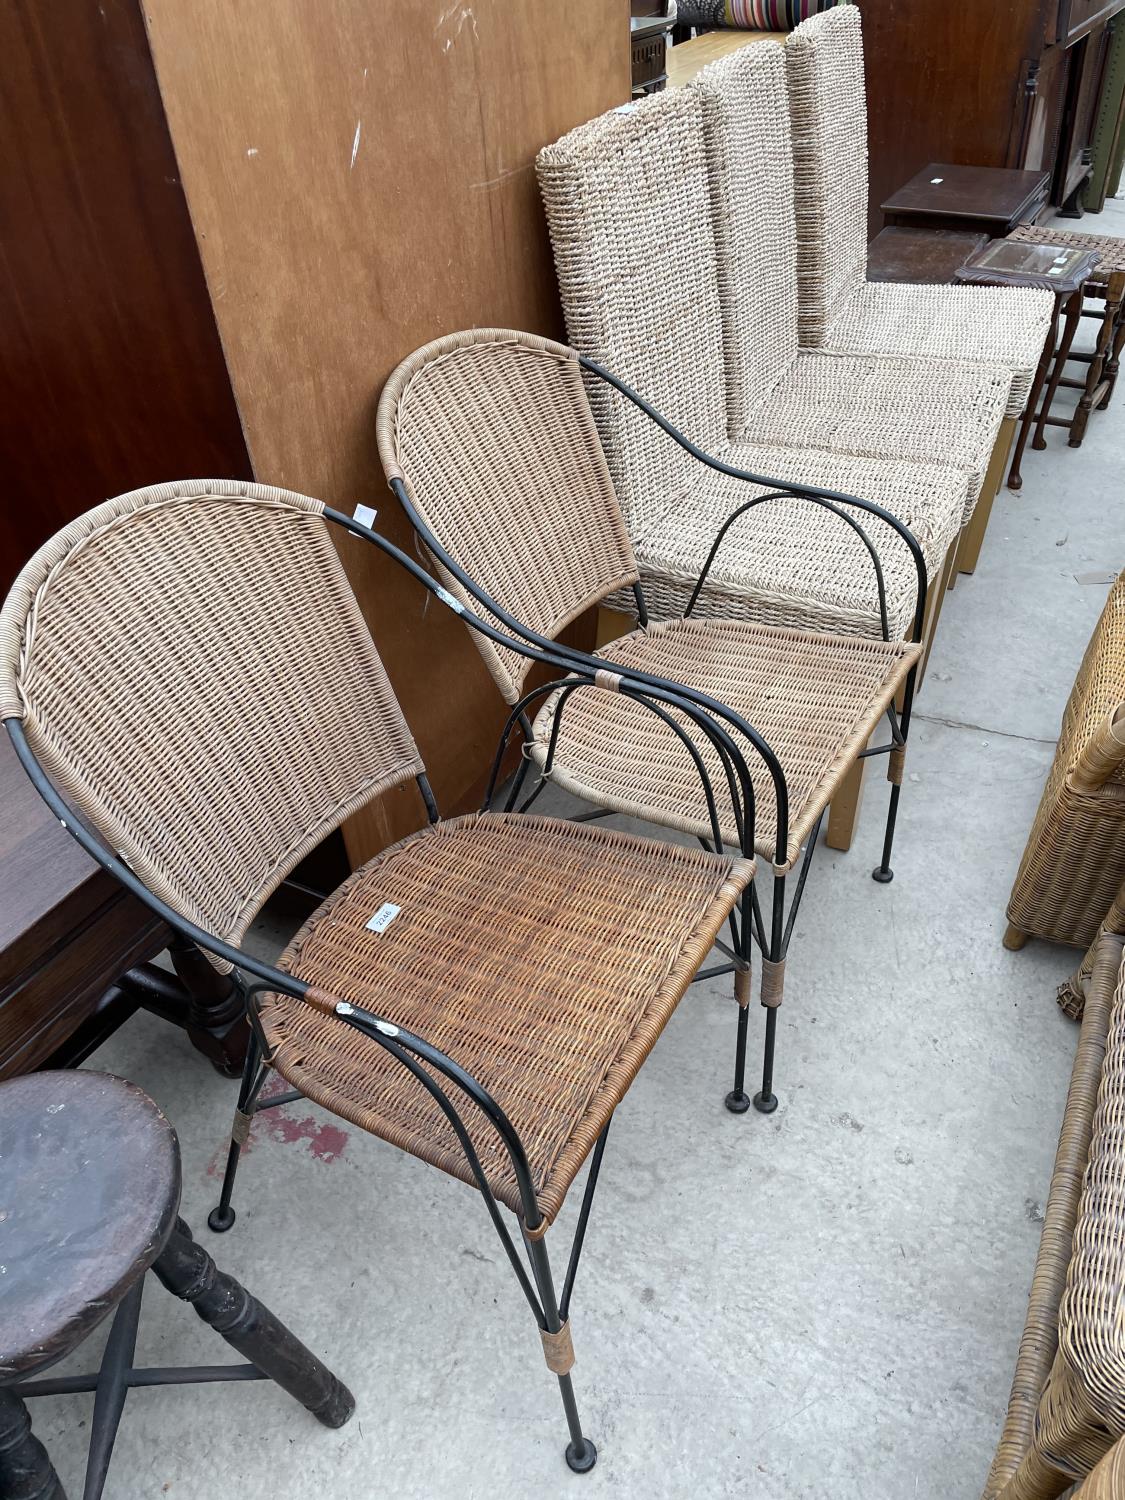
[144,0,630,862]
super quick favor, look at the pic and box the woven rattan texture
[1073,1438,1125,1497]
[784,7,1052,419]
[824,283,1053,420]
[0,482,423,945]
[605,442,961,640]
[1008,573,1125,949]
[734,351,1010,511]
[689,42,800,428]
[530,617,919,866]
[1008,224,1125,286]
[537,91,729,540]
[784,5,868,345]
[376,331,639,703]
[983,933,1123,1500]
[1060,886,1125,1021]
[259,813,753,1226]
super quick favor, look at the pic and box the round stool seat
[0,1071,180,1379]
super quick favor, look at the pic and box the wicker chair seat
[605,442,962,639]
[528,617,919,868]
[734,349,1010,510]
[259,812,752,1228]
[819,282,1053,421]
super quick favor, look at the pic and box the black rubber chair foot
[872,866,894,884]
[724,1089,752,1114]
[752,1090,778,1115]
[566,1440,598,1473]
[207,1205,236,1233]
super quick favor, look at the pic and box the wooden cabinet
[859,0,1125,235]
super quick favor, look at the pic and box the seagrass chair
[377,328,927,1119]
[0,479,759,1474]
[783,6,1053,571]
[1005,571,1125,955]
[535,77,1005,642]
[983,932,1125,1500]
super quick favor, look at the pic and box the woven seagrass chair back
[690,42,801,431]
[377,330,640,705]
[0,480,424,947]
[784,3,869,345]
[537,90,729,539]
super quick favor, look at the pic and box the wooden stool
[0,1071,354,1499]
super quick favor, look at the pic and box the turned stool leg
[0,1389,67,1500]
[151,1219,354,1429]
[1033,289,1083,451]
[1009,291,1062,490]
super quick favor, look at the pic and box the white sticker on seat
[365,902,401,934]
[353,503,378,529]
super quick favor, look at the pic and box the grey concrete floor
[30,207,1125,1498]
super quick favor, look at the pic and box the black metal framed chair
[376,328,928,1118]
[0,479,758,1473]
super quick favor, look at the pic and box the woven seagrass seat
[0,479,756,1474]
[624,443,962,637]
[528,618,918,867]
[783,6,1053,422]
[261,812,748,1225]
[1005,571,1125,954]
[535,86,977,640]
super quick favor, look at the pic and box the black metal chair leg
[208,1027,264,1232]
[724,998,752,1114]
[0,1388,67,1500]
[152,1219,355,1429]
[753,872,785,1114]
[754,1007,779,1115]
[83,1282,143,1500]
[872,782,902,884]
[524,1234,597,1474]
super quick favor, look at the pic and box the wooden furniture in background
[882,164,1051,240]
[865,226,988,284]
[141,0,629,867]
[666,27,785,88]
[858,0,1125,235]
[0,0,252,598]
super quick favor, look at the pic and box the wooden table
[866,225,989,285]
[666,28,784,90]
[0,733,246,1077]
[882,163,1051,239]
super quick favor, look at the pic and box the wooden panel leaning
[1005,572,1125,953]
[983,934,1125,1499]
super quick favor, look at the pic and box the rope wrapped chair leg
[0,480,760,1473]
[377,328,930,1116]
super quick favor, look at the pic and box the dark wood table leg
[1099,286,1125,410]
[151,1219,355,1429]
[1008,291,1062,490]
[1071,278,1123,447]
[120,938,249,1077]
[0,1388,67,1500]
[1033,287,1083,451]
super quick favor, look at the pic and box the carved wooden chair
[378,328,927,1123]
[0,1071,353,1500]
[1005,570,1125,956]
[0,479,759,1473]
[783,7,1053,574]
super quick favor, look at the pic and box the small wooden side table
[866,225,988,285]
[882,163,1051,239]
[0,1071,354,1499]
[954,239,1102,490]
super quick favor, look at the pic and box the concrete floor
[31,205,1125,1498]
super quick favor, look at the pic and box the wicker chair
[1005,571,1125,955]
[783,6,1053,570]
[536,76,1006,642]
[1058,884,1125,1021]
[0,479,759,1473]
[377,328,927,1118]
[1073,1437,1125,1497]
[983,933,1125,1499]
[784,5,1052,411]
